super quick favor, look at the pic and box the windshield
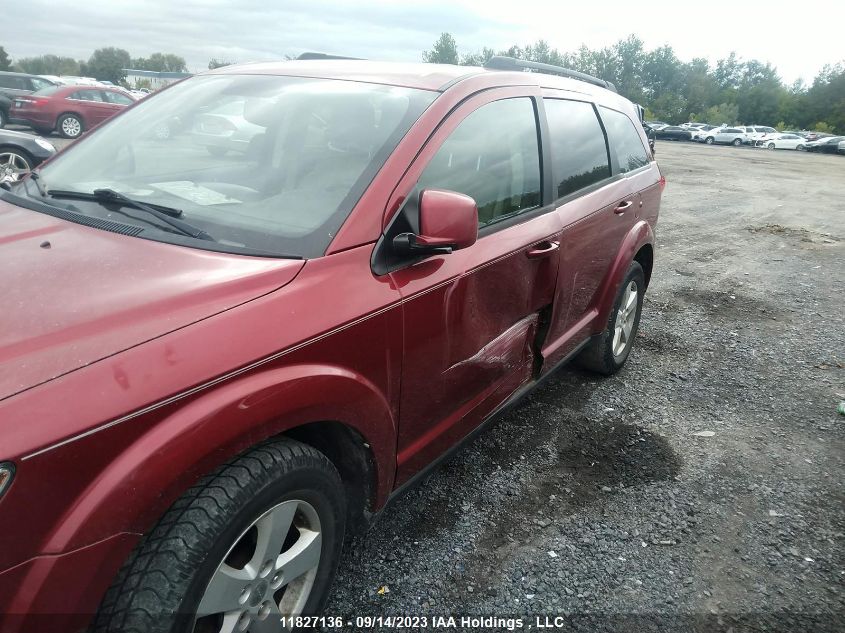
[32,74,436,258]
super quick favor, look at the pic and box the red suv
[10,84,136,139]
[0,56,662,632]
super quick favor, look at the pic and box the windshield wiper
[28,172,48,197]
[47,188,215,241]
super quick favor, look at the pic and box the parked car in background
[641,121,657,153]
[690,124,718,141]
[0,72,56,128]
[0,128,56,182]
[746,125,778,144]
[49,76,104,87]
[696,126,724,141]
[10,85,136,139]
[753,133,807,150]
[804,135,845,153]
[190,99,264,156]
[703,127,747,146]
[803,131,831,142]
[839,140,845,155]
[0,56,661,632]
[654,125,692,141]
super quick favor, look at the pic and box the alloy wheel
[0,151,31,182]
[193,499,322,633]
[612,280,639,358]
[62,117,82,137]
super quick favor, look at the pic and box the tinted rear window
[545,99,611,199]
[600,106,649,173]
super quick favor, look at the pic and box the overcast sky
[5,0,844,84]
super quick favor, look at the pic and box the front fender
[592,220,654,332]
[41,363,396,554]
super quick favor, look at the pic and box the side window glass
[599,106,649,174]
[417,97,541,227]
[104,91,132,105]
[545,99,611,199]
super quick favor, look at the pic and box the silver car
[703,127,748,146]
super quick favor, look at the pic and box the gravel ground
[324,142,845,632]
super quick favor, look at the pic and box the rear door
[540,96,650,369]
[388,89,562,484]
[101,90,134,121]
[69,89,112,125]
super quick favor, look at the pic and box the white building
[122,69,192,90]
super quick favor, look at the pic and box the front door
[386,90,562,484]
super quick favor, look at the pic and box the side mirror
[393,189,478,255]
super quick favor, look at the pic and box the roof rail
[296,52,363,61]
[483,56,617,93]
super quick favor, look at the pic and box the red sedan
[0,57,661,631]
[10,84,135,139]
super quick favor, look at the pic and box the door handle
[526,241,560,259]
[614,200,633,214]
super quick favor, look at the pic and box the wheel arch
[40,363,395,555]
[0,144,35,167]
[633,242,654,289]
[591,220,655,333]
[57,110,85,131]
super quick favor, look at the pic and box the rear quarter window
[599,106,649,174]
[544,99,611,199]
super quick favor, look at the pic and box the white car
[703,127,748,146]
[690,125,719,141]
[754,133,807,150]
[739,125,777,144]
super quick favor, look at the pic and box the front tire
[92,439,346,633]
[0,109,6,128]
[58,113,83,139]
[767,142,776,150]
[732,138,743,146]
[705,137,714,144]
[577,261,645,375]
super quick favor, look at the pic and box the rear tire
[705,137,714,144]
[92,439,346,633]
[577,261,645,376]
[0,109,6,128]
[732,138,743,146]
[796,144,805,151]
[767,142,776,150]
[58,113,83,139]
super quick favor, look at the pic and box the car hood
[0,199,305,401]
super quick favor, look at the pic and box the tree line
[0,45,188,85]
[423,33,845,132]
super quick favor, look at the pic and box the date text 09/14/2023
[279,615,590,630]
